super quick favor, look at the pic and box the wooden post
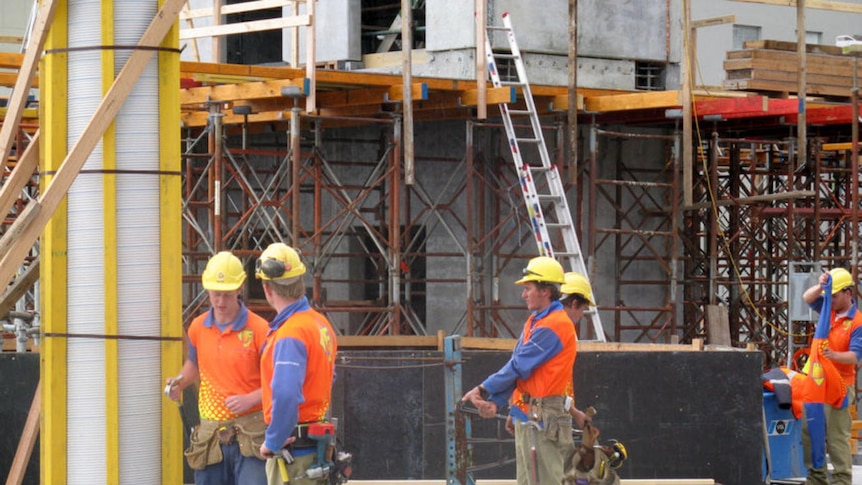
[306,0,316,112]
[568,0,578,186]
[475,0,487,120]
[797,1,807,167]
[212,0,222,62]
[5,381,40,485]
[682,0,693,207]
[706,305,732,346]
[402,0,414,185]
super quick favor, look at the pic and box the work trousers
[514,419,572,485]
[265,451,326,485]
[801,386,854,485]
[193,441,267,485]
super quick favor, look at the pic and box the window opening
[361,0,426,55]
[635,61,665,91]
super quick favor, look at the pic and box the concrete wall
[364,0,679,89]
[426,0,475,51]
[692,0,862,87]
[282,0,361,65]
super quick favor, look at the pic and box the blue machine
[762,391,804,480]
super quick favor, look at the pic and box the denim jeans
[194,441,267,485]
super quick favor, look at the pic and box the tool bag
[234,410,267,460]
[563,444,620,485]
[184,410,267,469]
[184,419,223,470]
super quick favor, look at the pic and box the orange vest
[826,308,862,386]
[513,309,577,413]
[260,308,337,424]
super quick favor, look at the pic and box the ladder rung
[493,53,518,60]
[486,25,510,32]
[554,251,582,258]
[526,165,550,173]
[516,137,541,144]
[500,80,526,87]
[507,109,533,116]
[537,194,562,201]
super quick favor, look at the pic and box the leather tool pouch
[184,419,223,470]
[234,410,267,460]
[530,395,574,446]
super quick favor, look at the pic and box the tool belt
[519,393,573,447]
[184,411,267,470]
[284,421,324,451]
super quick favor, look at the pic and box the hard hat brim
[202,281,244,292]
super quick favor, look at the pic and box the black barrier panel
[331,348,762,485]
[0,353,39,485]
[1,347,762,485]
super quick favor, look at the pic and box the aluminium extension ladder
[485,13,606,342]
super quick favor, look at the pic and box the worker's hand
[225,394,255,414]
[461,386,483,405]
[571,406,588,429]
[461,386,497,418]
[260,444,276,459]
[164,375,183,401]
[505,415,514,435]
[476,399,498,418]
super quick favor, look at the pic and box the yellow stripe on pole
[40,1,69,482]
[101,0,120,481]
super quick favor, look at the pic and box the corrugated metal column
[40,0,183,482]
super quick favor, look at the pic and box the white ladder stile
[485,12,606,342]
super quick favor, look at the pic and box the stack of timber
[723,40,862,98]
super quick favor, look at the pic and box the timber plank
[726,68,852,88]
[726,49,860,70]
[742,39,844,55]
[724,58,860,78]
[723,78,852,97]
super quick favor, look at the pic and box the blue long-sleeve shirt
[263,297,314,454]
[482,301,566,421]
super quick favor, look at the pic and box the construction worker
[559,272,594,429]
[255,242,338,485]
[166,251,269,484]
[462,256,576,485]
[800,267,862,485]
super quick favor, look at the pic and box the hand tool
[278,448,294,484]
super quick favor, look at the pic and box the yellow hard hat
[830,267,854,294]
[561,272,595,305]
[515,256,565,285]
[201,251,247,291]
[255,242,306,281]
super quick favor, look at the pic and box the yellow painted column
[39,0,69,482]
[159,0,185,480]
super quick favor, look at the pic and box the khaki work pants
[801,386,854,485]
[514,420,572,485]
[265,452,325,485]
